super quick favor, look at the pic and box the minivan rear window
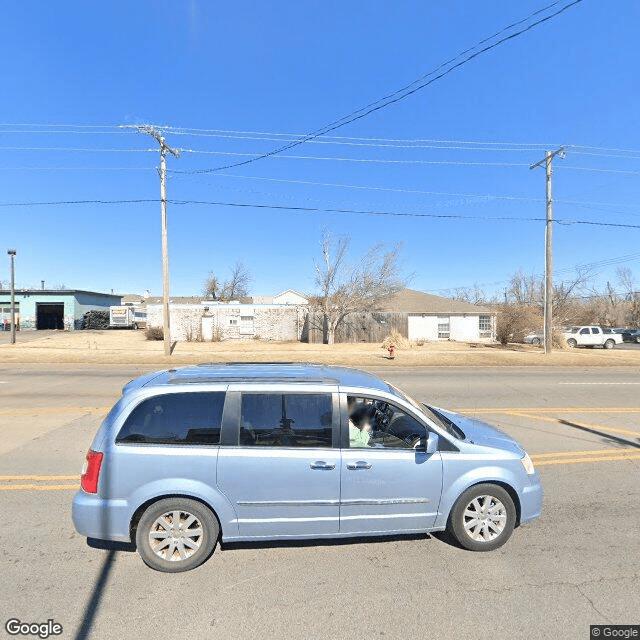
[116,392,225,445]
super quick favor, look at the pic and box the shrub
[145,327,164,341]
[210,325,222,342]
[551,329,568,349]
[381,330,413,350]
[495,304,543,345]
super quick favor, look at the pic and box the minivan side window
[348,395,426,449]
[116,392,225,445]
[240,393,333,448]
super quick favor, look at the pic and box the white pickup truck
[563,326,623,349]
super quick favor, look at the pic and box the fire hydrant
[388,345,395,359]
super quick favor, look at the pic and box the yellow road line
[0,475,79,481]
[535,453,640,466]
[501,412,640,437]
[457,408,640,414]
[531,448,635,459]
[0,406,110,417]
[0,484,78,491]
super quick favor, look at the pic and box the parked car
[72,364,543,572]
[563,326,623,349]
[523,332,543,345]
[622,328,640,343]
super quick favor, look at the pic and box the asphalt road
[1,365,638,640]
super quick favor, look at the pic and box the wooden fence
[301,311,408,344]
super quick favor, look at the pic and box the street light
[7,249,16,344]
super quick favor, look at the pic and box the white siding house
[384,289,495,342]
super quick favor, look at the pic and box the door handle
[346,461,372,470]
[310,461,336,470]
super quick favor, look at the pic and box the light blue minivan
[72,364,542,572]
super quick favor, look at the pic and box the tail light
[81,450,103,494]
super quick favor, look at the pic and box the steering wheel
[372,404,390,430]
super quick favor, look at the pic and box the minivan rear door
[217,389,341,538]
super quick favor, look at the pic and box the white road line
[558,382,640,385]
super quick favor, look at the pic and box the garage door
[36,303,64,330]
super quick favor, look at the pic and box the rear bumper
[72,490,132,542]
[519,474,543,525]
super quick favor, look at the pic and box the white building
[384,289,495,342]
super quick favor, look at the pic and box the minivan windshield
[386,382,464,439]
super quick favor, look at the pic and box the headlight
[520,452,535,475]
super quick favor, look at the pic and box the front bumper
[72,490,132,542]
[518,473,543,525]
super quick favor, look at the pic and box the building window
[437,316,450,339]
[479,315,492,337]
[229,318,238,326]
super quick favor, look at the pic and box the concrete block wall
[147,304,305,342]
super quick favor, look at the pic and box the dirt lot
[0,329,638,366]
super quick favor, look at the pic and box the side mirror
[426,432,439,454]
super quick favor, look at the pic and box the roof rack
[196,362,314,367]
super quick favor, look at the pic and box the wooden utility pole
[135,126,180,356]
[7,249,16,344]
[530,147,565,354]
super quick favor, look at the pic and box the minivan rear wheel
[136,498,218,572]
[448,484,516,552]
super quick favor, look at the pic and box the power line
[431,252,640,294]
[191,173,545,202]
[0,197,638,229]
[175,150,531,167]
[0,146,153,153]
[188,0,584,174]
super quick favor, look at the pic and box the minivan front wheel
[136,498,219,572]
[448,484,516,552]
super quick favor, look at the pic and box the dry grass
[0,330,638,367]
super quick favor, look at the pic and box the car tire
[604,339,615,350]
[567,338,577,348]
[135,498,219,572]
[636,336,640,344]
[532,337,541,346]
[447,484,516,552]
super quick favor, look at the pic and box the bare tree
[313,230,408,344]
[452,283,490,305]
[221,261,251,301]
[203,272,220,299]
[617,267,640,327]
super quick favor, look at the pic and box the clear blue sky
[1,1,639,298]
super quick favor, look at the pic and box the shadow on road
[558,420,640,449]
[221,532,431,552]
[74,549,118,640]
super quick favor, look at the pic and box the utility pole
[530,147,565,354]
[7,249,16,344]
[135,126,180,356]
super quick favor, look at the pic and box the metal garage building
[0,289,122,330]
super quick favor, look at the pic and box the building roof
[0,289,121,299]
[253,289,309,305]
[132,295,253,307]
[381,288,492,315]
